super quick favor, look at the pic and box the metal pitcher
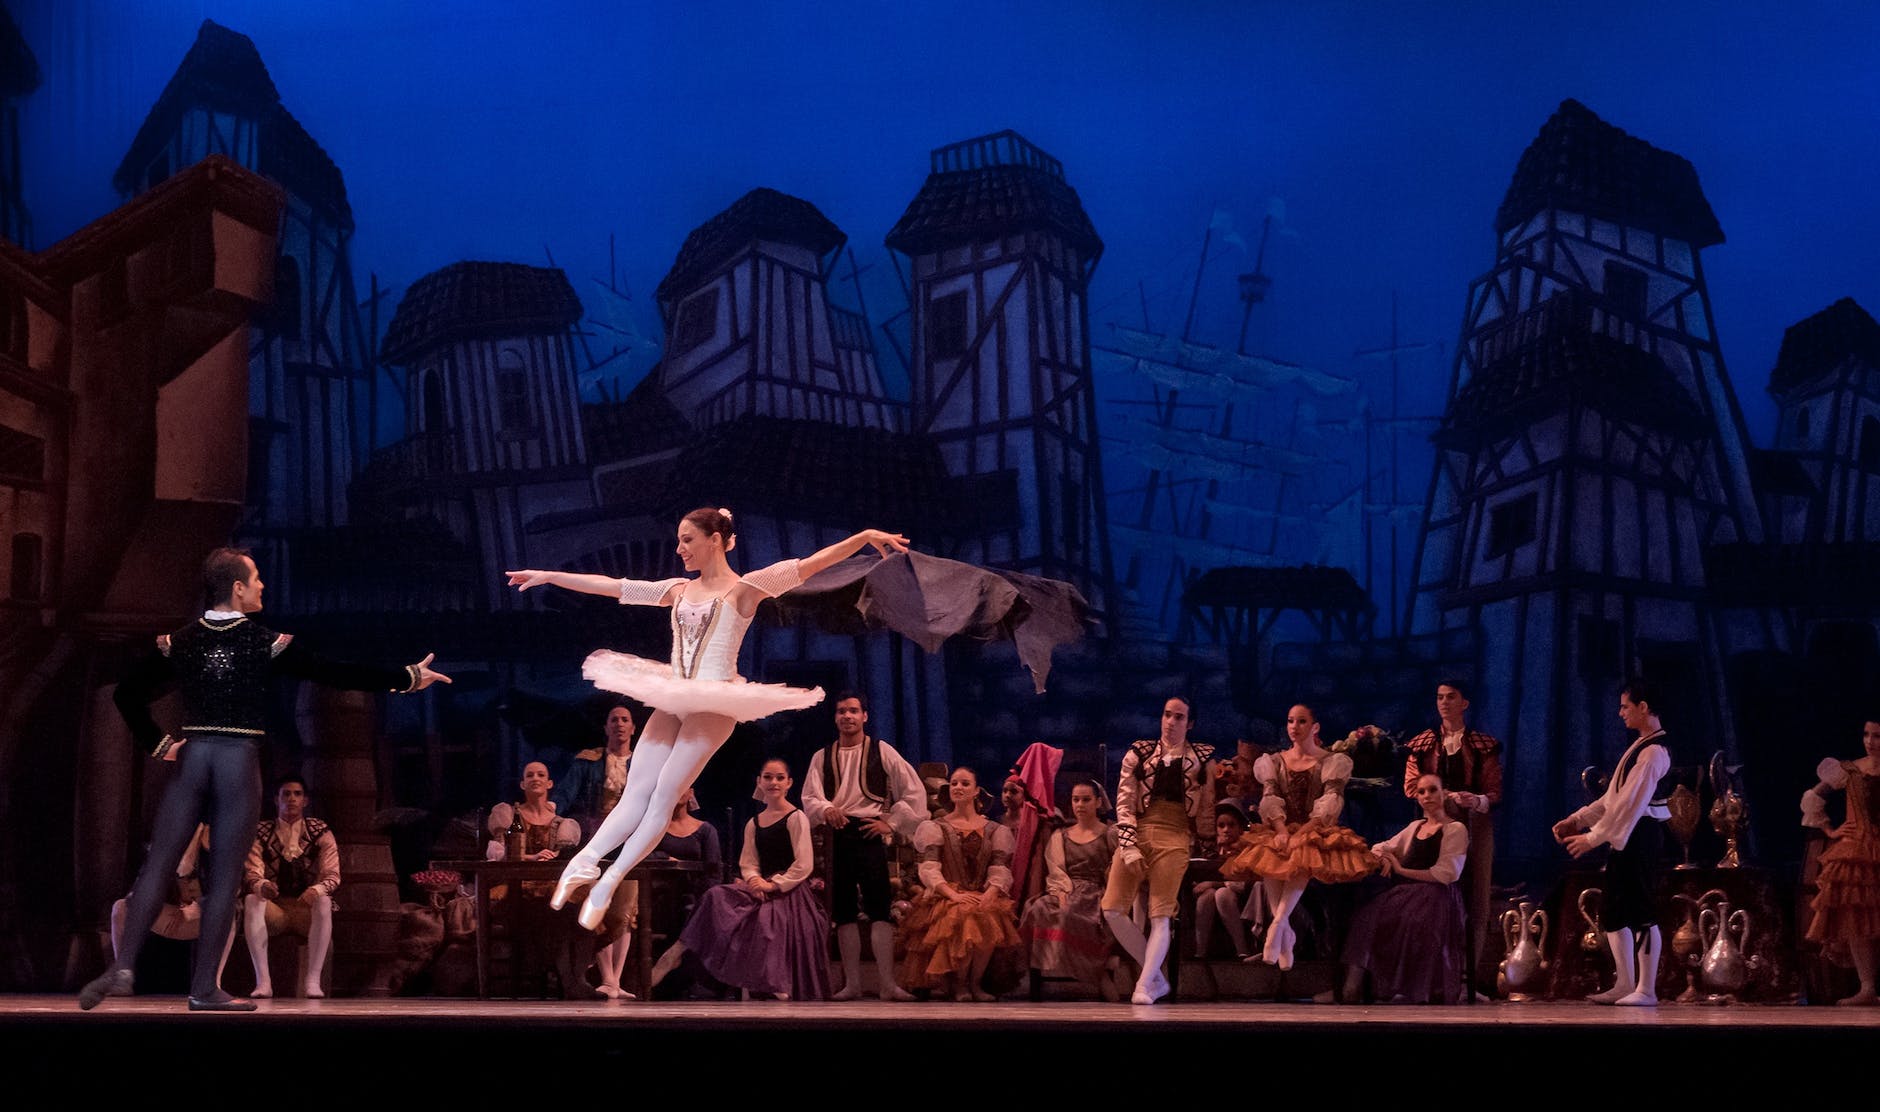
[1699,895,1752,998]
[1498,900,1549,1001]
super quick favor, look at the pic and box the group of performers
[77,508,1880,1010]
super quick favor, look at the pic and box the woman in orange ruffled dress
[1801,716,1880,1006]
[1223,703,1376,968]
[900,767,1022,1000]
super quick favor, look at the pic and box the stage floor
[6,995,1869,1095]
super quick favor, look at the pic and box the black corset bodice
[169,618,276,735]
[753,814,796,877]
[1403,825,1445,871]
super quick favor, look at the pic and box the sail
[1097,326,1355,399]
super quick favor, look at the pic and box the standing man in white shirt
[802,691,927,1001]
[1554,679,1672,1006]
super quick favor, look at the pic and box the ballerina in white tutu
[506,507,909,930]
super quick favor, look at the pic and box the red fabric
[1007,742,1063,899]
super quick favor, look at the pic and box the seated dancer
[506,509,908,932]
[802,691,927,1001]
[1194,800,1253,961]
[84,547,447,1012]
[110,823,236,990]
[1222,702,1376,971]
[550,703,640,999]
[1401,679,1500,990]
[659,758,830,1000]
[1102,696,1215,1005]
[1020,779,1119,997]
[242,777,341,998]
[1553,679,1671,1007]
[1331,773,1469,1004]
[485,762,588,998]
[484,762,581,863]
[900,767,1022,1000]
[1800,715,1880,1006]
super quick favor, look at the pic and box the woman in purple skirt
[665,758,830,1000]
[1332,773,1469,1003]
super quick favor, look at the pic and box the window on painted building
[1861,416,1880,472]
[1795,408,1810,441]
[245,421,270,506]
[0,423,45,483]
[1603,261,1647,319]
[672,288,720,355]
[272,255,302,338]
[144,153,169,193]
[1485,492,1539,558]
[0,294,18,359]
[1576,615,1622,679]
[96,259,130,324]
[10,532,42,601]
[1060,474,1082,552]
[929,290,969,360]
[497,353,532,431]
[421,369,446,433]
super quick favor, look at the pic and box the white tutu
[581,650,826,722]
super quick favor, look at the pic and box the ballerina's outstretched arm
[506,569,628,596]
[794,529,910,581]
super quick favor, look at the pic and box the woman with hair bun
[506,507,908,930]
[900,767,1022,1000]
[1222,702,1377,970]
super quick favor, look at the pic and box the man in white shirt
[802,691,927,1001]
[1554,679,1672,1006]
[242,777,341,998]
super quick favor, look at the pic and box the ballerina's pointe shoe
[550,859,602,911]
[830,983,864,1002]
[577,878,617,932]
[1613,988,1658,1007]
[879,984,914,1002]
[1130,970,1170,1006]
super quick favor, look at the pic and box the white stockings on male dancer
[552,710,736,930]
[1103,908,1172,1004]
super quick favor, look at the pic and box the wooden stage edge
[6,997,1871,1094]
[9,994,1879,1031]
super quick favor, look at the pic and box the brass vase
[1709,791,1747,869]
[1667,784,1700,870]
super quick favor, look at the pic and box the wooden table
[430,858,709,999]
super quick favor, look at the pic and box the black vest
[1616,733,1673,807]
[168,618,278,736]
[821,737,889,808]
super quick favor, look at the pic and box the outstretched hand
[505,569,553,591]
[862,530,911,558]
[412,653,453,690]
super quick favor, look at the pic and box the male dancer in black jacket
[80,547,449,1011]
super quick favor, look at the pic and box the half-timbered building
[1405,100,1771,858]
[113,20,374,537]
[886,131,1114,618]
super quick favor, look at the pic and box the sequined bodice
[670,595,756,682]
[169,618,277,734]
